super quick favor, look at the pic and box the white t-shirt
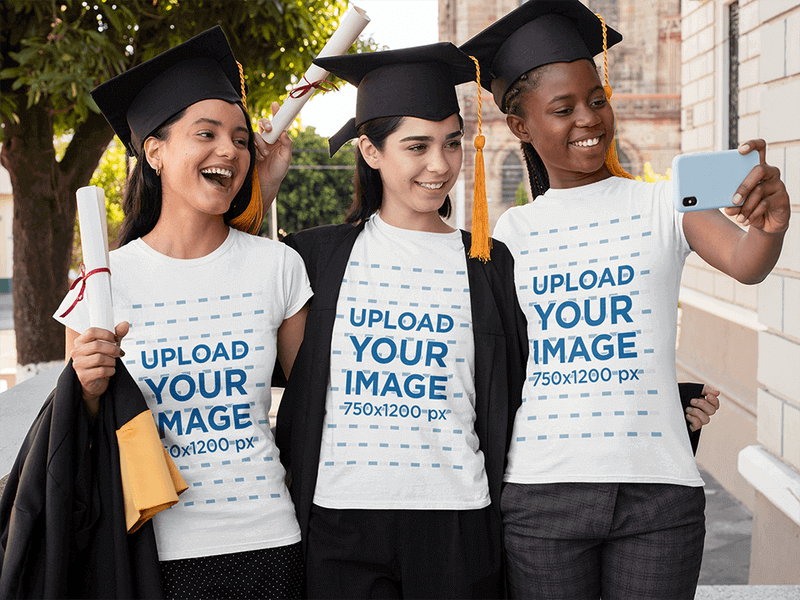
[494,177,703,487]
[313,214,490,510]
[55,228,313,560]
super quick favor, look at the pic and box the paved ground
[699,467,753,585]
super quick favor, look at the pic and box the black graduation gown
[0,360,164,599]
[276,222,529,553]
[680,382,703,455]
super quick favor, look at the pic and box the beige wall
[0,196,11,282]
[682,0,800,584]
[1,160,13,288]
[750,491,800,584]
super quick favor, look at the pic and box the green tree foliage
[269,126,354,236]
[0,0,360,365]
[515,181,529,206]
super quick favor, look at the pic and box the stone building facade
[679,0,800,584]
[439,0,683,230]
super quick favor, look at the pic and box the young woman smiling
[462,1,788,598]
[275,43,528,599]
[54,27,311,599]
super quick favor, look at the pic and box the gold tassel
[230,166,265,234]
[596,14,635,181]
[468,55,492,262]
[230,61,265,234]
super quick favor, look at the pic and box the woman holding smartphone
[462,1,789,598]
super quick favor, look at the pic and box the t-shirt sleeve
[492,207,516,250]
[282,245,313,321]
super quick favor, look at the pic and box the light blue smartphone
[672,150,760,212]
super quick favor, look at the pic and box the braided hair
[503,69,551,200]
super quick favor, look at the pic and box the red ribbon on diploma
[289,75,339,99]
[59,263,111,318]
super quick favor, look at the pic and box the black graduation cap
[91,26,243,157]
[460,0,623,112]
[313,42,478,156]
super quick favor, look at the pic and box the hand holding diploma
[67,186,128,408]
[260,5,370,144]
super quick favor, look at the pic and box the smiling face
[144,98,251,220]
[505,59,614,189]
[359,114,463,231]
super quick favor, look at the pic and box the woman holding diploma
[276,43,527,599]
[461,1,789,598]
[55,27,311,599]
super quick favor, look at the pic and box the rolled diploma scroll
[261,5,370,144]
[76,185,114,333]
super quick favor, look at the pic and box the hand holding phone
[672,150,759,212]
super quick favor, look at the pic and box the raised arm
[682,139,791,284]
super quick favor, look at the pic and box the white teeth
[418,182,444,189]
[572,137,600,147]
[201,167,233,178]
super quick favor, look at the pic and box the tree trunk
[0,96,114,366]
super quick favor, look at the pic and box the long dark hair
[345,115,462,224]
[116,102,257,247]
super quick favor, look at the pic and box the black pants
[159,542,304,599]
[306,505,503,599]
[502,482,706,600]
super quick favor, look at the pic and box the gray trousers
[501,481,706,600]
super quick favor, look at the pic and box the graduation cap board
[460,0,623,112]
[313,42,478,157]
[91,26,242,158]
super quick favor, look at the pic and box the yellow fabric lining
[116,410,188,533]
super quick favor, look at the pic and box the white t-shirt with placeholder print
[494,177,704,487]
[313,214,490,510]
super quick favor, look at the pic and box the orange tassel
[468,55,492,262]
[596,14,634,181]
[230,165,265,234]
[471,134,491,261]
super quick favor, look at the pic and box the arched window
[502,152,524,204]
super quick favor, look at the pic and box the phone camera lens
[683,196,697,207]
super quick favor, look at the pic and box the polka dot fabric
[159,543,303,599]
